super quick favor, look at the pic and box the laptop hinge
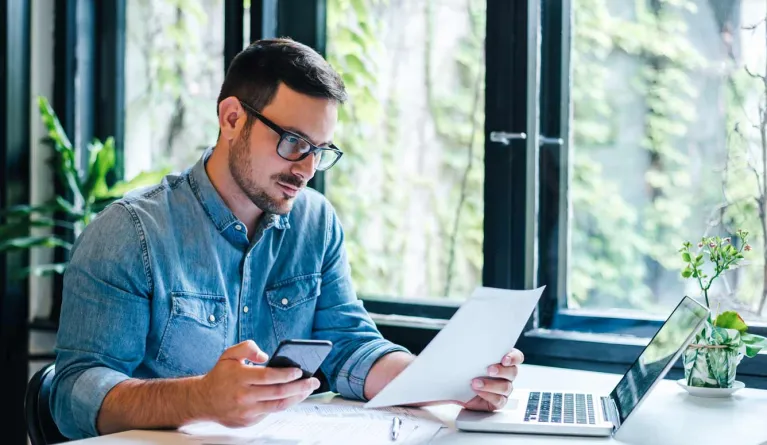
[601,396,621,431]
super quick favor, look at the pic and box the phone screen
[267,341,332,379]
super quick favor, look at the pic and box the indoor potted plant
[0,96,169,322]
[679,230,767,388]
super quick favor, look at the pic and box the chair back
[25,364,69,445]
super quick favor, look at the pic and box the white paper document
[180,401,443,445]
[365,286,545,409]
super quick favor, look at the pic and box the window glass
[325,0,486,299]
[570,0,767,322]
[125,0,224,178]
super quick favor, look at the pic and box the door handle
[489,131,527,145]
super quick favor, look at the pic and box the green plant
[680,231,750,310]
[678,230,767,386]
[570,0,702,309]
[0,96,169,278]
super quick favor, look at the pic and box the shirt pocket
[266,273,321,340]
[157,291,228,376]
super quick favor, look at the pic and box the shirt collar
[189,147,290,233]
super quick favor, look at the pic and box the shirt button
[243,306,249,313]
[281,298,289,306]
[234,224,242,231]
[208,314,216,322]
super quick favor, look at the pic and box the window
[325,0,486,300]
[124,0,225,178]
[356,0,767,387]
[559,0,767,324]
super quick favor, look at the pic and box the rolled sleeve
[334,340,410,401]
[69,367,132,438]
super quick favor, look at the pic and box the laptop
[456,296,709,437]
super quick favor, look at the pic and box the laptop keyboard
[524,392,596,424]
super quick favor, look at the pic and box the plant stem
[698,255,737,316]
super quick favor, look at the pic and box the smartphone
[266,339,333,379]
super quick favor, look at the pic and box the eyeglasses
[238,100,343,171]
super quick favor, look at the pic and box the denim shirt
[51,148,408,439]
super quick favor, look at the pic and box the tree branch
[743,17,767,31]
[744,63,766,81]
[443,3,485,298]
[733,123,765,193]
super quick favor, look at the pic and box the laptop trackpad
[504,398,520,411]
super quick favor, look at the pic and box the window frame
[1,1,32,442]
[344,0,767,388]
[533,0,767,386]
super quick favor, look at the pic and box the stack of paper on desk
[365,286,545,408]
[180,401,443,444]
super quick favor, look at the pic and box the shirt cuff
[71,366,131,438]
[335,339,410,401]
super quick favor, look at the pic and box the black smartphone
[266,339,333,379]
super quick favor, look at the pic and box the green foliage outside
[326,0,486,298]
[325,0,767,320]
[570,0,707,311]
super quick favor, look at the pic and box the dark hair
[217,38,347,126]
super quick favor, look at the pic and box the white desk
[68,365,767,445]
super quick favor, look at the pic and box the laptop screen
[609,296,709,427]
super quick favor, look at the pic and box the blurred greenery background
[119,0,767,321]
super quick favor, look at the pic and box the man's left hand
[462,349,524,412]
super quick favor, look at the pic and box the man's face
[228,84,338,215]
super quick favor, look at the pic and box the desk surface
[69,364,767,445]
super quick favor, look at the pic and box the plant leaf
[38,96,73,153]
[38,96,85,203]
[0,217,74,239]
[54,196,85,219]
[102,168,170,198]
[681,267,693,278]
[714,310,748,333]
[0,201,65,218]
[82,137,116,201]
[13,263,68,279]
[682,252,691,262]
[0,236,73,252]
[90,197,116,214]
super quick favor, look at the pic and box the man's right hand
[197,340,320,427]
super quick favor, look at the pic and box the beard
[228,135,304,215]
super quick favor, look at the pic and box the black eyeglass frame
[238,99,344,171]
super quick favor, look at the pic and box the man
[51,38,523,440]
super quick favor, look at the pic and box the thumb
[221,340,269,364]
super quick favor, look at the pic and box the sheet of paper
[180,401,443,445]
[365,286,545,409]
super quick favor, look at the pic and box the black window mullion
[538,0,571,328]
[53,0,78,152]
[1,0,31,443]
[224,0,244,72]
[275,0,327,193]
[75,0,96,171]
[483,0,540,292]
[251,0,278,42]
[95,0,126,184]
[50,0,80,324]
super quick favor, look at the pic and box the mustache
[274,173,305,189]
